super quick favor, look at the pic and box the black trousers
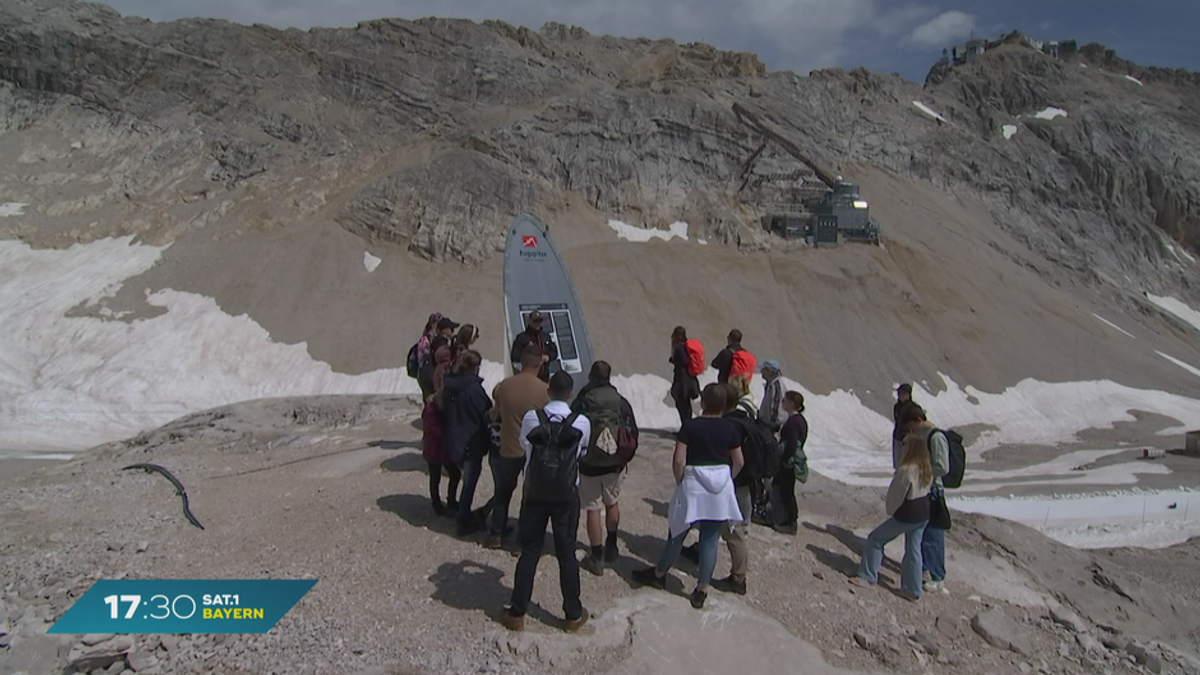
[508,497,582,620]
[773,470,798,525]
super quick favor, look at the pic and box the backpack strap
[535,408,550,426]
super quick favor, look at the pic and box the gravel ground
[2,395,1199,675]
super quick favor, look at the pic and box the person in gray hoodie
[757,360,786,432]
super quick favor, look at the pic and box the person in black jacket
[892,384,914,469]
[509,311,558,382]
[775,391,809,531]
[711,329,744,384]
[439,350,495,536]
[669,326,699,426]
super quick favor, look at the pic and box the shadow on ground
[370,440,422,451]
[377,493,459,536]
[428,560,558,627]
[380,452,428,473]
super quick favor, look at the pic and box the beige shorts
[579,471,624,511]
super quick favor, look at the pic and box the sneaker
[711,575,747,595]
[922,570,932,583]
[482,535,503,550]
[563,607,590,632]
[581,555,604,577]
[631,566,667,589]
[690,589,707,609]
[500,609,525,631]
[923,581,945,593]
[680,544,700,563]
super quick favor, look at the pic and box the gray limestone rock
[971,608,1034,657]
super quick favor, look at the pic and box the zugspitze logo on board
[521,236,538,247]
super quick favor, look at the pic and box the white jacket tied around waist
[667,465,743,538]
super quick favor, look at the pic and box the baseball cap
[760,359,781,372]
[897,383,913,394]
[437,317,460,331]
[528,310,545,322]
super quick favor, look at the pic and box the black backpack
[727,413,782,480]
[523,409,584,503]
[928,428,966,489]
[406,343,421,379]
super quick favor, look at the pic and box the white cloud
[905,9,976,48]
[101,0,934,74]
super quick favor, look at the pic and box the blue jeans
[656,520,723,587]
[488,454,525,538]
[922,526,946,582]
[509,497,582,620]
[858,517,928,597]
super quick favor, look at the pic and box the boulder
[971,608,1033,657]
[67,635,134,672]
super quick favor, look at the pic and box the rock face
[0,0,1197,305]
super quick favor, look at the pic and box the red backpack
[684,339,705,377]
[731,349,757,381]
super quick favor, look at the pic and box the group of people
[412,315,950,630]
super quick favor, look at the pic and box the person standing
[501,372,591,632]
[572,361,638,575]
[903,404,950,593]
[509,311,559,382]
[711,330,756,384]
[421,336,460,516]
[849,432,933,600]
[439,350,494,537]
[414,312,443,399]
[669,326,700,427]
[775,391,809,531]
[632,384,745,609]
[758,361,786,431]
[892,384,915,469]
[485,346,550,549]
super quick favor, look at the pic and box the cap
[760,359,781,372]
[437,317,460,331]
[528,310,545,322]
[897,383,913,394]
[427,312,444,325]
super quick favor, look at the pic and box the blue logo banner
[48,579,317,634]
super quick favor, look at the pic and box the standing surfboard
[503,213,595,393]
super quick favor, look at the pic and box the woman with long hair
[421,335,460,516]
[633,383,745,609]
[452,324,480,361]
[849,432,933,600]
[774,391,809,531]
[669,326,699,427]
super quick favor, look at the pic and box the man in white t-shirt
[502,372,590,633]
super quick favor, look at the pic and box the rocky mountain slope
[3,0,1200,407]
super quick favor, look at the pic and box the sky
[101,0,1200,83]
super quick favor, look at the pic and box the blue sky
[102,0,1200,83]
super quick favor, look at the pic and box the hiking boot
[690,589,707,609]
[482,535,503,550]
[711,575,747,596]
[631,566,667,590]
[581,555,604,577]
[680,543,700,563]
[604,538,619,564]
[563,608,590,633]
[500,609,525,631]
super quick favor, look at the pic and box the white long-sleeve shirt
[519,400,590,485]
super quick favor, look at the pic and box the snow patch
[697,239,708,245]
[1124,74,1144,86]
[363,251,381,272]
[1034,107,1068,120]
[0,236,508,451]
[0,202,29,217]
[953,489,1200,549]
[1158,351,1200,380]
[1091,313,1136,339]
[1176,244,1196,264]
[607,220,689,243]
[912,101,947,123]
[1146,294,1200,333]
[70,141,83,150]
[1002,124,1018,140]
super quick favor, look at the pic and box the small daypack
[727,413,781,480]
[406,342,421,379]
[524,409,584,502]
[684,339,705,377]
[928,428,966,489]
[731,349,757,381]
[614,396,639,464]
